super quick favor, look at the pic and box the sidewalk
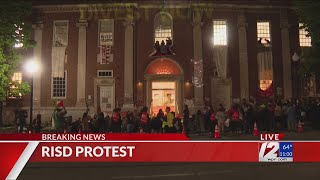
[188,130,320,140]
[1,126,319,140]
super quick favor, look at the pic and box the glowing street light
[25,59,40,127]
[25,60,40,73]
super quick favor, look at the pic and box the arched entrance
[145,58,183,116]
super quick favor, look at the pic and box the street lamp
[25,60,40,126]
[292,52,300,98]
[292,52,300,62]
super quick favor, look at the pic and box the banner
[100,45,113,64]
[1,134,320,179]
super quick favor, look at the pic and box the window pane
[52,72,66,98]
[260,80,273,90]
[213,20,227,46]
[154,13,173,43]
[299,23,311,47]
[257,22,271,44]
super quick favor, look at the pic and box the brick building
[2,0,318,124]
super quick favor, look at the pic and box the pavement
[19,162,320,180]
[1,125,320,140]
[188,130,320,140]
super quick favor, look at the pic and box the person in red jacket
[209,108,216,135]
[139,106,150,133]
[111,108,121,133]
[229,104,241,134]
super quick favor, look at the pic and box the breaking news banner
[1,133,320,179]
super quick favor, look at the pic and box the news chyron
[258,134,293,162]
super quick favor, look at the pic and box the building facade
[2,0,318,124]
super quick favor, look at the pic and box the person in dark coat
[18,110,27,133]
[32,114,42,133]
[183,105,190,135]
[126,112,135,133]
[57,106,67,133]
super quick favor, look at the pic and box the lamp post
[292,52,300,98]
[25,60,39,126]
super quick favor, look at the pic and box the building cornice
[33,2,291,13]
[33,3,138,13]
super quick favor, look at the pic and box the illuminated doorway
[151,82,175,116]
[145,58,183,117]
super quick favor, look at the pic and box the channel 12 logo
[259,142,293,162]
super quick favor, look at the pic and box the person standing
[268,100,276,131]
[18,110,27,133]
[240,99,249,133]
[81,112,89,133]
[245,103,254,134]
[32,114,42,133]
[274,102,282,130]
[259,103,268,132]
[183,105,190,135]
[208,108,216,135]
[282,101,289,130]
[97,112,106,132]
[216,107,226,134]
[126,112,135,133]
[56,105,67,133]
[193,110,202,133]
[229,104,241,134]
[286,103,297,132]
[163,107,174,133]
[151,109,163,133]
[139,106,150,133]
[111,108,121,133]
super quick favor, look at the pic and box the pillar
[76,19,88,106]
[122,19,135,109]
[192,10,204,107]
[280,10,293,99]
[32,22,43,108]
[237,12,249,100]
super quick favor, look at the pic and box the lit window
[299,23,311,47]
[97,70,113,77]
[52,71,66,98]
[260,80,273,90]
[257,22,271,44]
[12,72,22,84]
[154,12,173,43]
[8,72,23,98]
[213,20,227,46]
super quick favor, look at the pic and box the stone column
[145,77,152,113]
[122,19,135,110]
[76,19,88,107]
[237,12,249,100]
[32,22,43,108]
[280,10,293,99]
[192,11,204,107]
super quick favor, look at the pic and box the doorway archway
[145,58,183,116]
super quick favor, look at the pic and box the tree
[294,0,320,77]
[0,0,35,124]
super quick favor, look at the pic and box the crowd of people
[16,98,320,135]
[60,97,320,136]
